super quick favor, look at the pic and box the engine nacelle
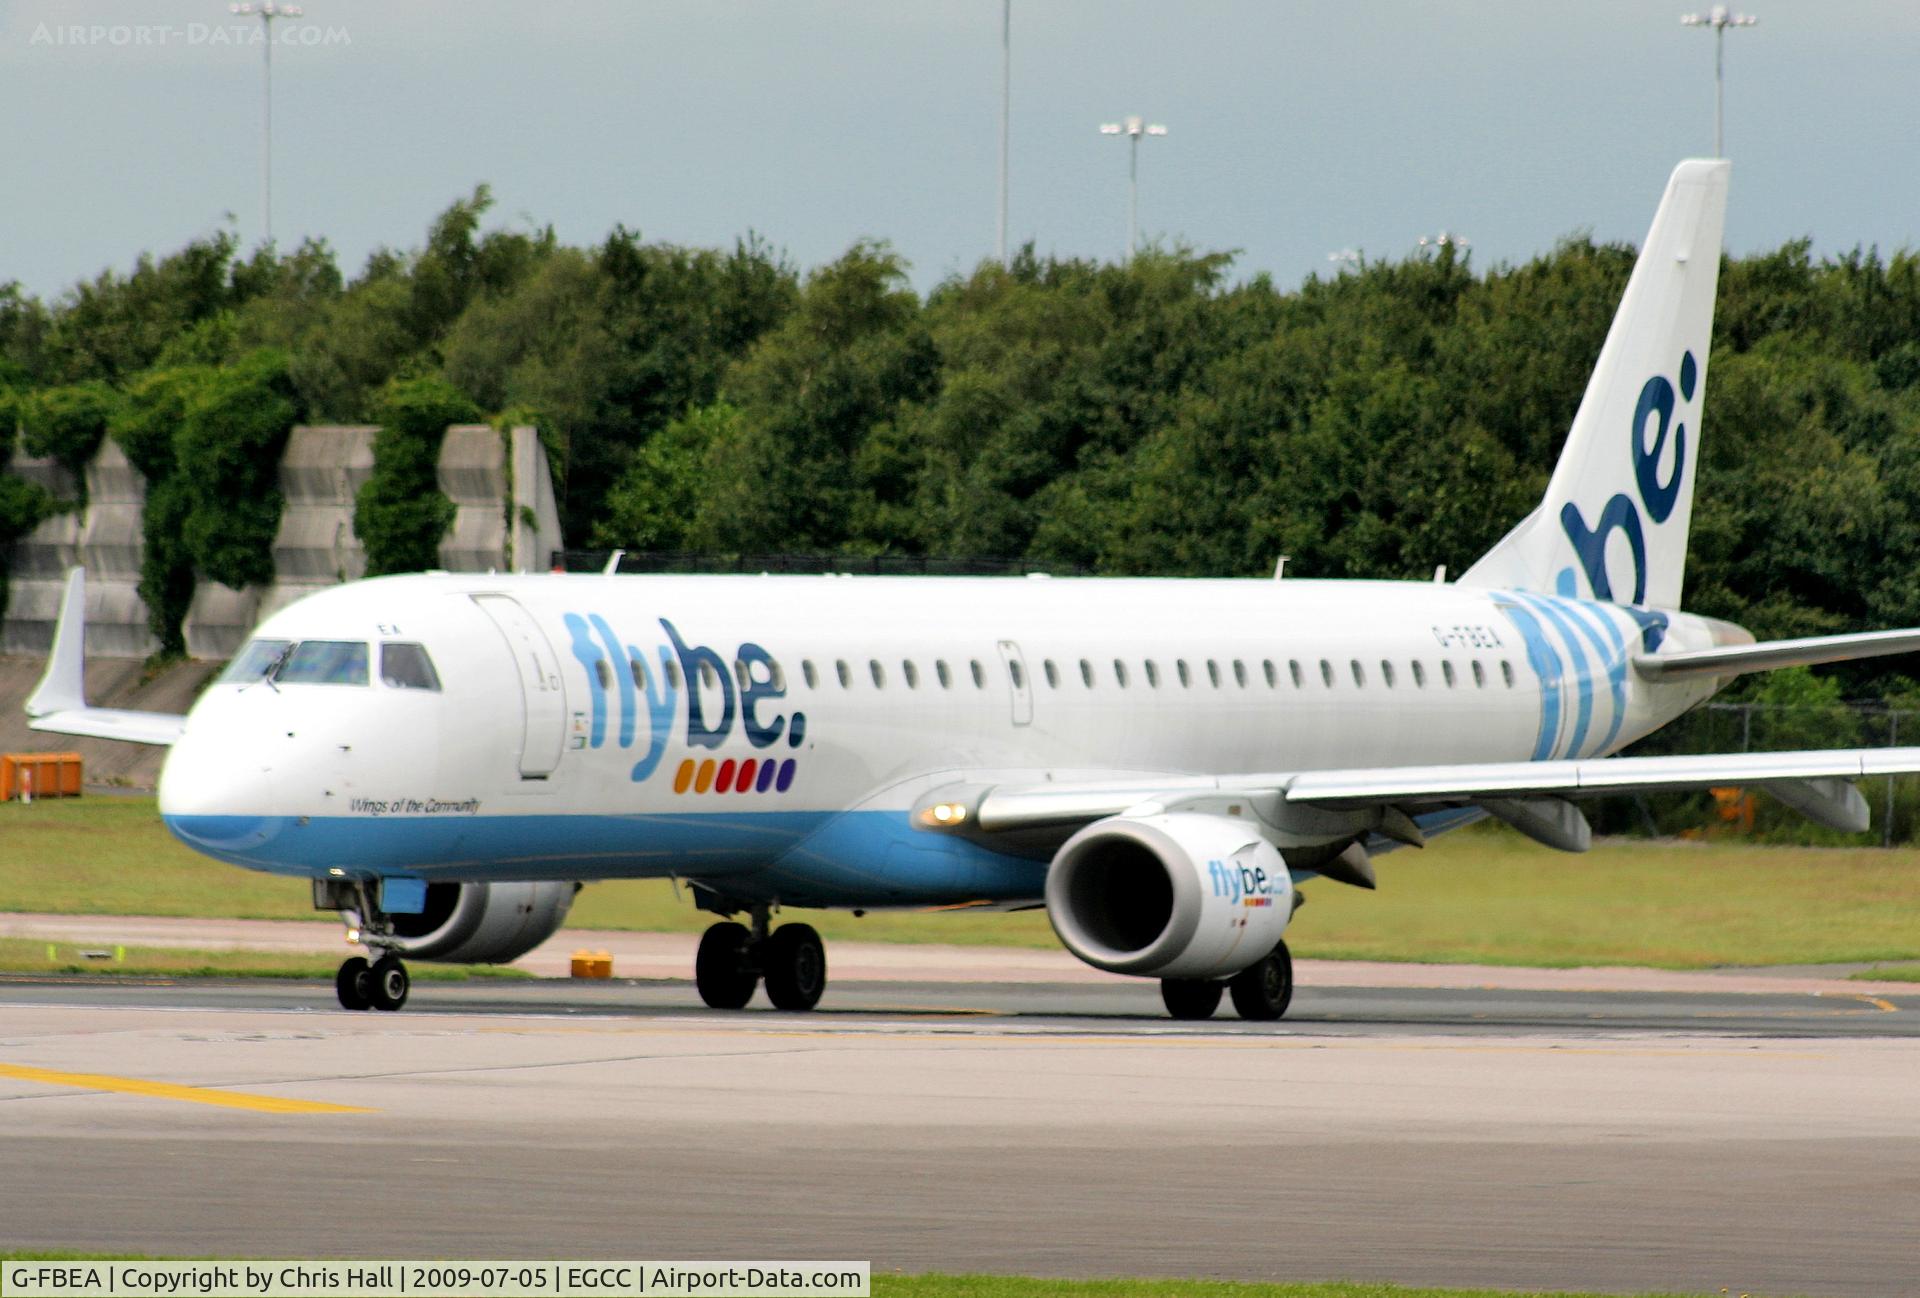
[1045,812,1294,980]
[387,880,578,963]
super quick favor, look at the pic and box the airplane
[26,158,1920,1019]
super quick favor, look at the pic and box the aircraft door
[472,594,567,778]
[996,640,1033,726]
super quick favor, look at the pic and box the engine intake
[1045,812,1293,980]
[387,880,578,963]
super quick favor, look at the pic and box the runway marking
[0,1062,373,1114]
[1848,994,1899,1013]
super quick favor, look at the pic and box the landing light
[327,867,345,877]
[345,927,361,945]
[918,802,969,828]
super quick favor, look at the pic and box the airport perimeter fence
[1621,700,1920,847]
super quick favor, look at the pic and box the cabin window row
[617,652,1522,694]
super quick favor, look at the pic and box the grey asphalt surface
[2,974,1918,1297]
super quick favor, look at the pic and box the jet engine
[387,880,578,963]
[1044,812,1293,980]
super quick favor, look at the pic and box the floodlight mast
[998,0,1010,268]
[229,1,304,244]
[1098,115,1168,262]
[1680,5,1758,158]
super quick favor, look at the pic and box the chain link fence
[1617,701,1920,847]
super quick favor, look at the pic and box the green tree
[355,377,476,576]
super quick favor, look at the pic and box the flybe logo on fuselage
[1558,349,1696,623]
[561,613,806,787]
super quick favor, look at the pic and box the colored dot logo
[673,757,796,795]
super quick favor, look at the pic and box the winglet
[26,567,89,719]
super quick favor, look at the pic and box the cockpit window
[275,640,370,686]
[380,642,441,691]
[220,639,292,685]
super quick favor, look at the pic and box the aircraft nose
[158,729,284,860]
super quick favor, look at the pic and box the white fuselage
[156,572,1725,906]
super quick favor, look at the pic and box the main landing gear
[694,904,827,1012]
[1160,939,1294,1022]
[329,880,411,1012]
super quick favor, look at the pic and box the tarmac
[1,922,1917,1296]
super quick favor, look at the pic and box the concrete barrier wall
[5,423,565,661]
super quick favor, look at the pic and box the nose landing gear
[693,903,827,1012]
[328,881,412,1012]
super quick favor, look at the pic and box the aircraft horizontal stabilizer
[24,568,185,748]
[1635,627,1920,681]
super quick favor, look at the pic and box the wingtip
[25,566,88,719]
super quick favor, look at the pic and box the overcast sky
[3,1,1915,300]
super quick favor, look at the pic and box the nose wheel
[693,908,828,1012]
[335,953,410,1011]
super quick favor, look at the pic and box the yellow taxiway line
[0,1063,372,1114]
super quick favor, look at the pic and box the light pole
[1680,6,1757,158]
[998,0,1009,268]
[1098,115,1167,262]
[230,1,303,244]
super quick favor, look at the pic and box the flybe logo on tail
[561,613,807,787]
[1558,350,1697,617]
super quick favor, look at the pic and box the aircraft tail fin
[1459,159,1729,609]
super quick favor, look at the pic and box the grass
[0,1260,1734,1298]
[867,1280,1727,1298]
[3,797,1918,969]
[1851,964,1920,982]
[0,939,531,981]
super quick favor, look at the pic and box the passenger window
[903,660,919,689]
[1319,659,1333,687]
[770,660,786,692]
[1008,659,1025,689]
[1044,660,1059,688]
[835,660,851,688]
[1114,660,1129,688]
[1441,660,1456,688]
[221,638,291,684]
[1350,660,1365,688]
[380,643,441,691]
[1146,661,1161,688]
[1380,660,1395,688]
[1289,659,1304,688]
[1411,660,1427,688]
[1177,660,1191,688]
[1206,660,1221,688]
[970,659,985,688]
[870,660,886,688]
[802,660,818,689]
[1232,660,1247,688]
[1080,659,1094,688]
[666,660,683,689]
[1472,660,1486,688]
[1262,659,1277,688]
[277,640,369,686]
[734,659,750,691]
[1501,660,1516,687]
[936,660,952,688]
[700,662,718,690]
[596,659,614,690]
[630,656,649,692]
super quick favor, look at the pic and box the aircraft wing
[24,568,186,748]
[941,746,1920,846]
[1635,627,1920,681]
